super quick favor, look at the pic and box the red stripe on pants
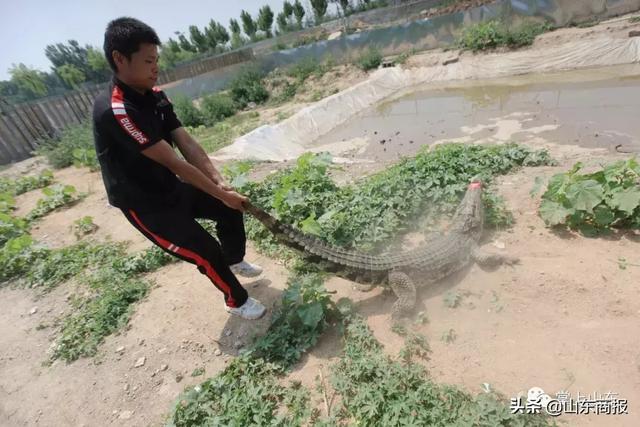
[128,209,238,307]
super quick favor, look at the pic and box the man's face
[113,42,159,90]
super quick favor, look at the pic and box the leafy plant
[0,208,29,247]
[170,356,313,426]
[51,269,150,362]
[72,216,98,239]
[185,111,261,153]
[169,272,331,425]
[239,143,553,257]
[0,170,55,195]
[36,121,95,169]
[249,272,334,367]
[229,68,269,108]
[441,328,457,344]
[287,57,329,83]
[330,315,554,426]
[200,93,237,125]
[173,94,205,127]
[538,159,640,235]
[26,184,83,222]
[458,20,552,52]
[443,290,462,308]
[356,47,382,71]
[191,367,205,377]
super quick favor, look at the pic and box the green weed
[173,94,205,127]
[26,184,84,222]
[329,315,555,426]
[36,121,96,170]
[0,170,54,195]
[72,216,98,239]
[458,20,552,52]
[185,111,261,154]
[200,93,237,126]
[229,69,270,108]
[356,47,382,71]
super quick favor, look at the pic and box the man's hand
[219,189,248,212]
[211,172,233,191]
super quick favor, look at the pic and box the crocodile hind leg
[388,270,416,319]
[472,247,520,268]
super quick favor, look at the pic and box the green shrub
[200,93,237,125]
[26,184,82,222]
[172,94,204,127]
[538,158,640,235]
[36,121,95,169]
[287,57,329,83]
[0,170,55,195]
[458,20,552,52]
[273,81,299,104]
[505,21,553,48]
[356,47,382,71]
[229,69,270,108]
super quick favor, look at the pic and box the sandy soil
[1,14,639,427]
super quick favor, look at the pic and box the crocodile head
[449,179,484,240]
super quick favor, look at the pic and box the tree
[257,6,275,38]
[204,22,219,51]
[240,10,257,41]
[310,0,328,24]
[86,47,109,73]
[44,40,87,71]
[0,80,20,104]
[9,63,48,98]
[165,38,182,53]
[230,18,241,35]
[57,63,86,88]
[178,33,197,52]
[44,40,108,82]
[229,18,245,49]
[333,0,351,16]
[213,21,230,46]
[283,1,294,17]
[277,12,289,34]
[357,0,371,10]
[159,45,197,69]
[293,0,306,29]
[188,25,209,53]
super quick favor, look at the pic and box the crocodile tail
[243,200,392,271]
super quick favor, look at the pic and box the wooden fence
[0,84,104,165]
[0,48,255,166]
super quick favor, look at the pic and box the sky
[0,0,316,81]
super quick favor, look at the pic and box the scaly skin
[243,179,518,318]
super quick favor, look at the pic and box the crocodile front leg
[388,270,416,319]
[472,246,519,267]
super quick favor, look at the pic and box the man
[92,17,266,320]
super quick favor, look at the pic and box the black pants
[121,184,249,308]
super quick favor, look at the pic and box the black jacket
[92,76,184,212]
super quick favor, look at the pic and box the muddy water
[314,64,640,160]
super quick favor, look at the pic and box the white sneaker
[229,260,263,278]
[225,297,266,320]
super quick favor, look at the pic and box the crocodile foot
[389,270,417,319]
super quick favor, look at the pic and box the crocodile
[243,179,518,318]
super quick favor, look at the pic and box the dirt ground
[2,14,640,427]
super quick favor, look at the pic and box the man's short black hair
[103,17,161,72]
